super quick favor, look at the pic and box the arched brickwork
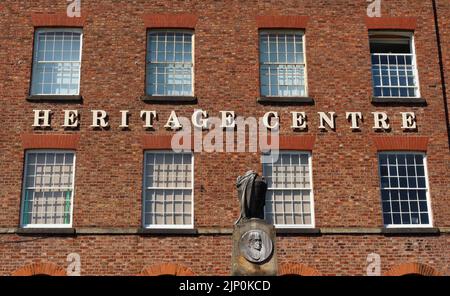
[12,262,66,276]
[279,263,322,276]
[385,263,441,276]
[140,263,195,276]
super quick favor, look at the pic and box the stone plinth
[231,218,277,276]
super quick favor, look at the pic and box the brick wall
[0,0,449,275]
[436,0,450,132]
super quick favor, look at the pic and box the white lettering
[33,110,51,128]
[140,110,157,128]
[291,111,307,130]
[192,109,208,129]
[119,110,129,128]
[164,111,182,130]
[401,112,417,130]
[63,110,79,128]
[262,111,279,129]
[318,112,336,130]
[91,110,109,128]
[372,112,390,130]
[220,111,236,129]
[346,112,363,130]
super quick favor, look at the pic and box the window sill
[141,95,197,104]
[275,228,321,235]
[371,97,427,105]
[257,96,315,105]
[382,227,440,236]
[27,95,83,102]
[138,228,198,235]
[16,227,76,235]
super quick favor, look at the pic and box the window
[262,152,314,227]
[143,151,194,228]
[378,152,432,227]
[259,31,307,97]
[31,28,83,96]
[21,151,76,227]
[370,32,420,98]
[146,31,194,96]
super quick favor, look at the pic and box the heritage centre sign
[31,109,418,131]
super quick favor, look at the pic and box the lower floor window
[21,150,75,227]
[143,151,193,228]
[378,152,432,227]
[263,151,314,227]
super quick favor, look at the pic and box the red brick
[31,13,86,27]
[385,263,442,276]
[21,134,81,150]
[140,263,195,276]
[256,16,309,29]
[143,14,197,29]
[365,16,417,30]
[12,262,66,276]
[372,136,429,151]
[0,0,448,276]
[263,135,316,151]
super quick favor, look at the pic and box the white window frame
[146,29,195,97]
[20,149,76,228]
[378,151,433,228]
[31,28,83,96]
[259,30,309,97]
[369,31,421,98]
[142,150,194,229]
[262,151,315,229]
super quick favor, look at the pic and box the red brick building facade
[0,0,448,276]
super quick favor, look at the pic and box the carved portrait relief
[239,230,273,263]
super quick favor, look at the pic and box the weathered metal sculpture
[235,171,268,224]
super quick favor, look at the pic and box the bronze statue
[235,171,268,224]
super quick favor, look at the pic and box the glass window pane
[146,31,194,96]
[22,151,75,226]
[143,152,193,227]
[370,35,418,98]
[259,31,306,97]
[31,29,82,95]
[378,153,430,226]
[263,152,313,226]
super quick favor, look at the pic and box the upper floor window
[31,28,83,96]
[143,151,194,228]
[262,152,314,228]
[378,152,432,227]
[370,32,420,98]
[21,150,76,228]
[259,30,307,97]
[146,30,194,97]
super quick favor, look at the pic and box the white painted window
[259,30,307,97]
[21,150,76,228]
[143,151,194,228]
[146,30,194,96]
[378,152,432,227]
[31,28,83,95]
[370,32,420,98]
[262,152,315,228]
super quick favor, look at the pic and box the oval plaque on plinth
[239,230,273,263]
